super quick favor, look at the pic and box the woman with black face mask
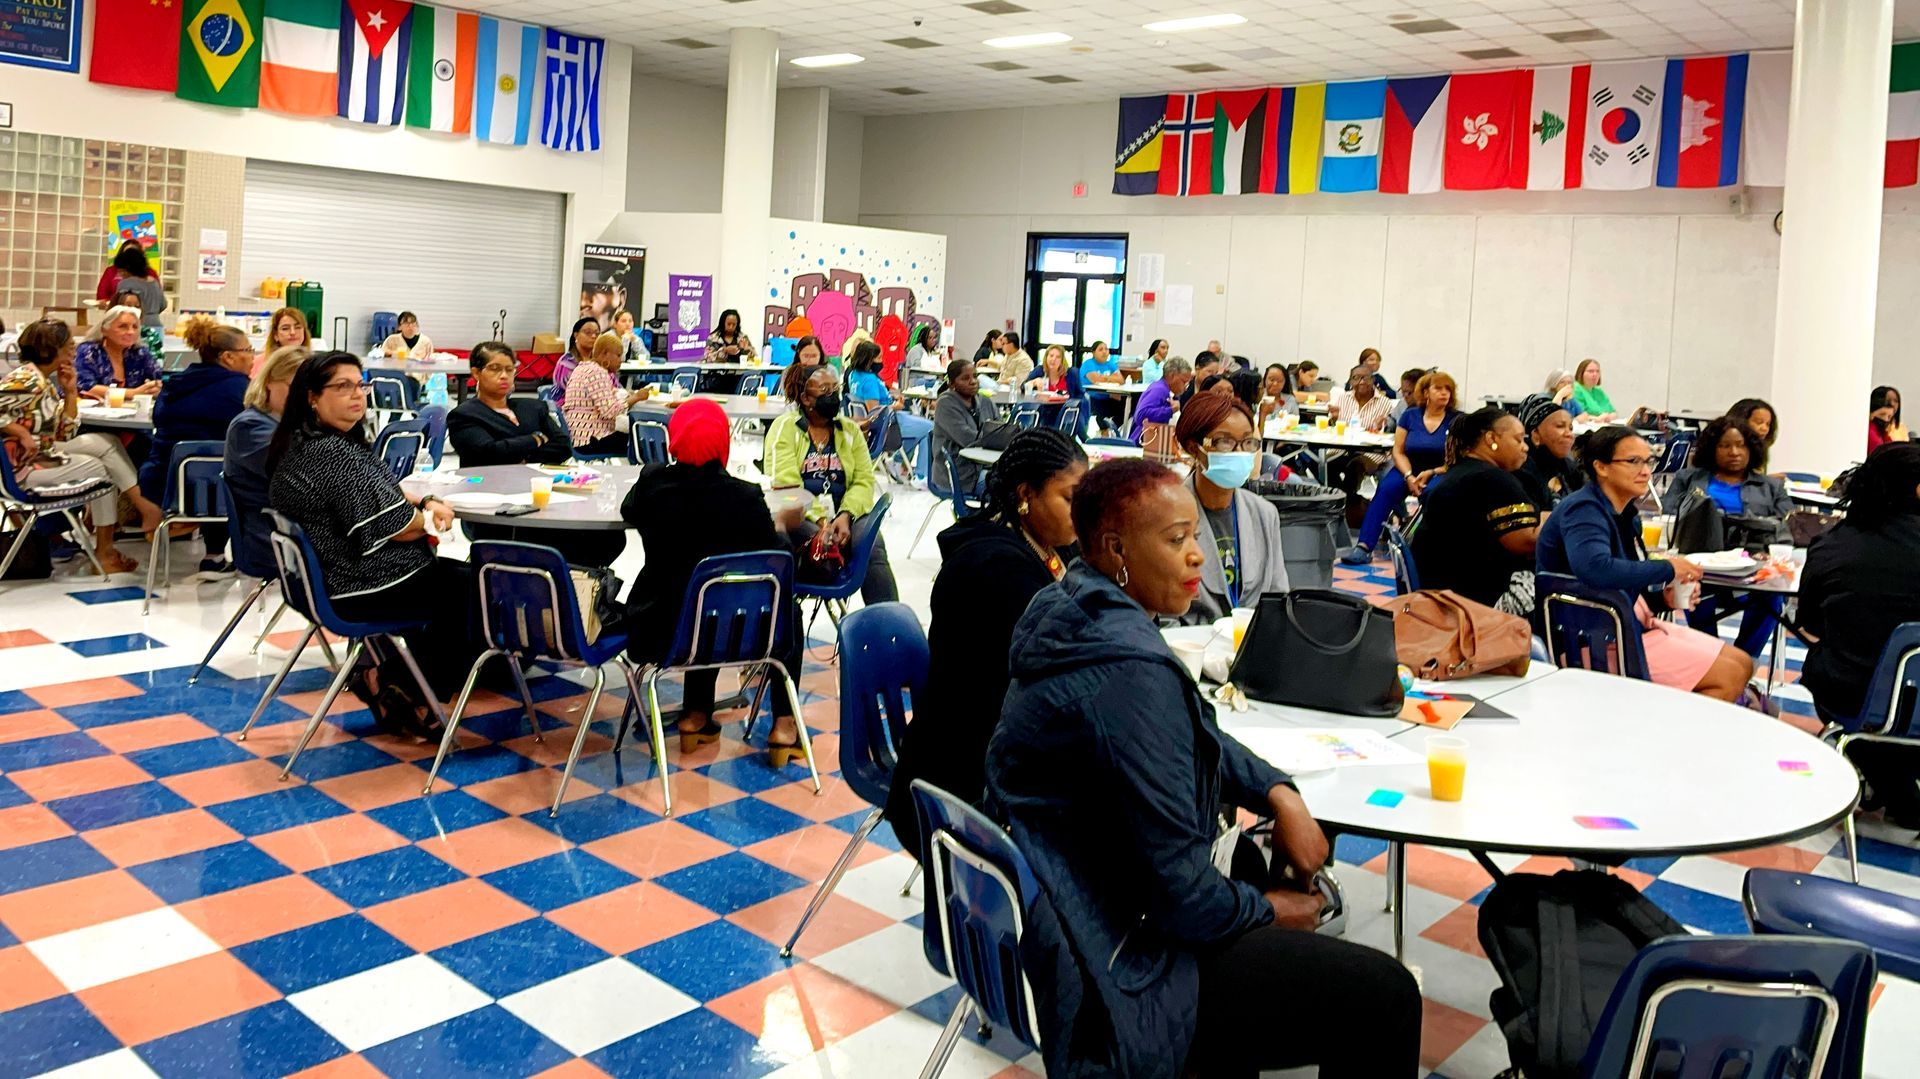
[765,364,899,604]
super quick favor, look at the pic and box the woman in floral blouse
[563,333,651,455]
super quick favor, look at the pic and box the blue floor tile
[0,921,16,948]
[121,736,259,779]
[700,754,817,795]
[421,743,544,787]
[273,740,410,782]
[0,996,123,1079]
[0,775,28,811]
[654,852,804,916]
[1335,833,1391,866]
[828,809,901,852]
[677,798,813,849]
[231,914,414,995]
[1641,880,1751,935]
[0,836,115,896]
[432,919,607,998]
[557,746,671,793]
[0,730,107,772]
[520,793,660,845]
[588,1005,782,1078]
[481,850,638,912]
[0,688,39,715]
[305,845,468,909]
[910,984,1037,1061]
[56,689,215,729]
[136,1000,348,1078]
[627,920,793,1001]
[204,785,352,836]
[460,706,562,743]
[46,781,192,831]
[129,841,291,903]
[65,585,148,605]
[62,632,166,658]
[364,1004,570,1077]
[368,790,506,842]
[1856,834,1920,875]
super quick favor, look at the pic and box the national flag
[1210,87,1274,196]
[1511,64,1589,190]
[540,28,604,152]
[1657,54,1747,188]
[176,0,263,107]
[338,0,413,125]
[260,0,339,116]
[1584,60,1664,190]
[90,0,184,91]
[474,16,537,146]
[1320,79,1386,194]
[1113,95,1166,196]
[1742,50,1791,187]
[1444,70,1521,190]
[1277,83,1324,194]
[1159,92,1215,196]
[406,5,477,133]
[1889,43,1920,187]
[1379,75,1449,194]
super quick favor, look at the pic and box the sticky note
[1574,816,1638,831]
[1366,789,1404,808]
[1778,760,1812,775]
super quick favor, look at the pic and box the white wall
[627,70,726,213]
[770,89,829,222]
[861,101,1920,412]
[824,111,864,225]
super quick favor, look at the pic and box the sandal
[678,719,722,754]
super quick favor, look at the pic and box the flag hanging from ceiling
[177,0,263,107]
[1320,79,1386,193]
[1113,95,1166,196]
[91,0,184,91]
[1888,42,1920,187]
[540,28,604,151]
[1277,83,1325,194]
[1211,87,1275,195]
[1511,64,1589,190]
[1379,74,1449,194]
[338,0,413,125]
[406,5,477,133]
[1583,60,1664,190]
[1159,92,1214,195]
[1444,70,1522,189]
[1657,54,1747,187]
[474,15,538,145]
[1741,50,1790,187]
[260,0,339,116]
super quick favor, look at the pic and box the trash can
[1248,481,1346,590]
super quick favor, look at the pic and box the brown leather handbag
[1391,589,1533,681]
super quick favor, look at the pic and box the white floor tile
[1653,853,1752,901]
[829,852,927,921]
[286,954,490,1053]
[760,1009,1011,1079]
[1433,1019,1513,1079]
[33,1048,162,1079]
[27,908,222,993]
[498,957,696,1056]
[1865,975,1920,1079]
[809,922,954,1009]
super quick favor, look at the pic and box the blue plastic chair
[736,372,763,397]
[1657,433,1695,474]
[537,398,622,463]
[1816,621,1920,879]
[426,542,652,816]
[142,440,229,612]
[1009,403,1040,431]
[1783,471,1822,485]
[1085,436,1133,448]
[1383,522,1418,594]
[797,494,892,636]
[0,446,115,582]
[911,448,987,557]
[782,603,926,957]
[370,416,432,481]
[671,368,699,396]
[1581,935,1875,1079]
[236,513,442,780]
[417,404,448,468]
[1744,869,1920,983]
[1537,571,1651,681]
[909,780,1045,1076]
[629,420,670,466]
[185,477,336,685]
[366,369,419,423]
[368,311,399,350]
[614,551,821,801]
[1053,399,1082,436]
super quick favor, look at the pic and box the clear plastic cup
[1426,735,1468,802]
[1315,415,1330,430]
[1230,606,1256,652]
[529,476,553,510]
[106,386,126,407]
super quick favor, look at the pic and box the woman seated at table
[1659,415,1792,657]
[971,328,1001,362]
[1289,359,1322,401]
[1389,368,1425,423]
[1,319,161,574]
[1185,352,1223,406]
[1544,367,1577,408]
[563,333,650,457]
[378,310,433,360]
[1869,385,1907,452]
[1139,337,1171,384]
[887,428,1085,858]
[1343,369,1454,564]
[449,343,573,467]
[609,307,650,365]
[1024,344,1084,432]
[766,364,899,604]
[985,458,1420,1079]
[75,305,162,399]
[617,399,808,766]
[267,307,311,369]
[1536,426,1773,709]
[1726,398,1777,462]
[1569,358,1617,422]
[267,351,479,736]
[140,316,255,577]
[1799,442,1920,823]
[907,322,942,372]
[931,359,1005,495]
[1128,355,1194,442]
[225,346,303,576]
[1516,393,1583,512]
[1080,340,1125,436]
[1173,393,1290,625]
[1254,363,1295,429]
[789,334,826,375]
[703,308,756,395]
[551,317,599,398]
[1411,407,1540,614]
[846,340,934,480]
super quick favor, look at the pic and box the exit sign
[1071,181,1087,198]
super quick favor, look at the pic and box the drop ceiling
[462,0,1920,115]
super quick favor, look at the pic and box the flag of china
[91,0,186,92]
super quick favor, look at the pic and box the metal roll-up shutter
[241,159,564,350]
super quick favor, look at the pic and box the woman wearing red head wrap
[616,399,809,765]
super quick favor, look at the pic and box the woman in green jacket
[1570,358,1618,421]
[765,364,898,603]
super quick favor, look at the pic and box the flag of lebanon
[407,5,477,133]
[1512,64,1589,190]
[259,0,338,116]
[1888,42,1920,187]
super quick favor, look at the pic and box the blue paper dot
[912,262,918,269]
[769,288,778,297]
[817,258,825,265]
[884,261,890,267]
[789,231,797,239]
[859,249,865,256]
[922,276,928,284]
[839,247,846,254]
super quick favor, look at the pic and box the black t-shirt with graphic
[801,434,846,503]
[1410,459,1540,613]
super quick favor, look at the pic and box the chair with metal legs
[1817,619,1920,882]
[142,440,228,613]
[795,494,891,640]
[186,478,335,685]
[235,513,444,781]
[1744,868,1920,982]
[782,602,926,957]
[1537,571,1652,681]
[423,540,657,817]
[0,459,112,582]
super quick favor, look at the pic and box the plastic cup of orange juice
[529,477,553,511]
[1315,415,1330,430]
[1230,606,1255,652]
[1426,735,1468,802]
[106,386,126,407]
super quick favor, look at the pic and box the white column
[718,28,779,328]
[1770,0,1894,473]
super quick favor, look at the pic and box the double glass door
[1023,234,1127,364]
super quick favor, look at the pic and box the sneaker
[1339,545,1375,566]
[194,558,236,581]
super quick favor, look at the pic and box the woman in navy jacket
[984,459,1419,1078]
[140,317,254,574]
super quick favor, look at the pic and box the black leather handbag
[1227,590,1405,716]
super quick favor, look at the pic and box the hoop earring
[1018,501,1030,516]
[1116,564,1129,588]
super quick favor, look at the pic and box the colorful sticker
[1574,816,1638,831]
[1778,760,1812,775]
[1366,789,1405,808]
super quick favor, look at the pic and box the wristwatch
[418,495,445,511]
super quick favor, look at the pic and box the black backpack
[1478,870,1685,1078]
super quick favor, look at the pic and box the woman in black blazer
[446,343,572,467]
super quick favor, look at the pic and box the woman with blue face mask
[1173,392,1291,626]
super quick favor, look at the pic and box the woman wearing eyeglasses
[1173,392,1289,626]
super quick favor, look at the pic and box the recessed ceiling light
[662,37,715,49]
[964,1,1027,13]
[884,86,927,95]
[883,36,940,49]
[791,53,865,68]
[1393,19,1459,35]
[1545,28,1612,43]
[984,31,1072,49]
[1173,62,1227,73]
[1143,14,1246,33]
[1032,74,1080,83]
[978,60,1028,71]
[1460,46,1519,60]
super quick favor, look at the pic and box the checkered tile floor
[0,503,1916,1078]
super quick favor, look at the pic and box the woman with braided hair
[886,426,1086,859]
[1409,406,1540,613]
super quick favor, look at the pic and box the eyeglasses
[320,379,364,395]
[480,363,517,376]
[1202,437,1262,454]
[1605,456,1656,470]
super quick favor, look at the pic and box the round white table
[405,464,809,531]
[76,406,154,431]
[960,442,1149,468]
[1262,422,1394,478]
[638,392,790,423]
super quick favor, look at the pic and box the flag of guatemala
[1320,79,1387,193]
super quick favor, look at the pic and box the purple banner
[666,274,712,361]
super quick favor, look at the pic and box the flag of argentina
[474,16,537,145]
